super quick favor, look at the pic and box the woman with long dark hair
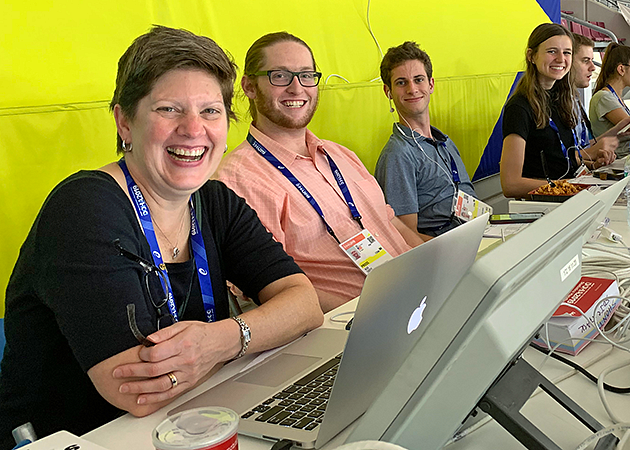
[500,23,615,198]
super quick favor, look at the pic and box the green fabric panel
[0,0,550,314]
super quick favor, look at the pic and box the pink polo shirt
[214,125,411,302]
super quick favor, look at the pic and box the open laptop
[169,214,489,448]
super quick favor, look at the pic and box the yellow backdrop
[0,0,550,314]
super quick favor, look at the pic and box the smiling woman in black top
[500,23,614,198]
[0,26,323,447]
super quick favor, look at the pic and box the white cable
[538,336,615,373]
[618,429,630,450]
[574,423,630,450]
[446,341,615,447]
[597,358,630,423]
[394,116,459,200]
[329,311,355,324]
[444,416,493,446]
[554,299,630,354]
[325,74,350,85]
[366,0,384,59]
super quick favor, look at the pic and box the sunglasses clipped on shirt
[113,239,176,340]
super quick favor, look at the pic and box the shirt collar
[248,124,326,165]
[393,123,448,144]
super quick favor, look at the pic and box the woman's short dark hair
[243,32,316,121]
[594,42,630,93]
[110,25,238,153]
[380,41,433,89]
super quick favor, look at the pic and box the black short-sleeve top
[0,171,303,447]
[503,89,579,179]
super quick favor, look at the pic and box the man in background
[375,41,476,237]
[215,32,425,312]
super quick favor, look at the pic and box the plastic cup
[153,407,239,450]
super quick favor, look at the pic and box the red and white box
[533,276,621,355]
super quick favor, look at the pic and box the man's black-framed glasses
[253,70,322,87]
[113,239,175,331]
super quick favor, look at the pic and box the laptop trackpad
[235,354,320,387]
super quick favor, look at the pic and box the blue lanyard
[246,133,363,244]
[437,142,461,185]
[574,99,590,148]
[578,122,589,149]
[548,118,582,160]
[607,84,630,115]
[118,159,216,323]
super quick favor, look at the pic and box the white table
[83,214,630,450]
[83,300,358,450]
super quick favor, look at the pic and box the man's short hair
[243,32,316,121]
[380,41,433,89]
[572,32,595,53]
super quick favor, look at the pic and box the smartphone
[489,213,544,224]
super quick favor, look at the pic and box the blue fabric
[473,72,524,181]
[536,0,561,23]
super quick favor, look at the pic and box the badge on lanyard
[453,190,493,222]
[339,230,393,275]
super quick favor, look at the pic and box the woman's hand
[88,274,321,415]
[112,320,240,405]
[585,136,617,168]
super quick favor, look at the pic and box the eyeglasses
[253,70,322,87]
[114,240,175,333]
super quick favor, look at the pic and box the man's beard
[254,85,319,129]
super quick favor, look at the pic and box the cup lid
[153,407,239,450]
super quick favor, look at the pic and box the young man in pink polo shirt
[215,32,425,312]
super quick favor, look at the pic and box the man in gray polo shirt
[375,41,476,237]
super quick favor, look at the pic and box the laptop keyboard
[240,353,343,431]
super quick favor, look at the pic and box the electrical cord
[271,439,294,450]
[574,423,630,450]
[329,311,355,325]
[393,116,459,202]
[325,74,350,85]
[366,0,383,59]
[597,358,630,423]
[530,342,630,393]
[444,342,614,448]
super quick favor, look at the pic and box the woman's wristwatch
[231,316,251,359]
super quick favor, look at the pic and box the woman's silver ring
[167,372,178,388]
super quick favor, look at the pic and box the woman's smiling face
[118,68,228,198]
[530,35,573,89]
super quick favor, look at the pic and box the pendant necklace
[153,206,188,260]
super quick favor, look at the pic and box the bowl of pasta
[528,180,588,202]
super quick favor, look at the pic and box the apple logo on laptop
[407,296,427,334]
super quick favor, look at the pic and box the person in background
[215,32,426,313]
[589,41,630,156]
[375,41,476,237]
[500,23,615,199]
[572,33,621,170]
[0,26,323,447]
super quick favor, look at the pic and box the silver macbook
[169,213,489,448]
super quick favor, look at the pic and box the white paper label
[560,254,580,282]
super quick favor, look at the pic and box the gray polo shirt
[375,124,476,236]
